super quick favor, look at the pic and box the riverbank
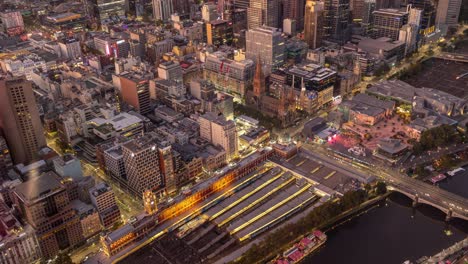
[306,192,468,264]
[231,184,389,264]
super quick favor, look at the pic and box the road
[301,143,468,220]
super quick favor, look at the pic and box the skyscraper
[0,77,45,165]
[245,26,285,74]
[436,0,462,27]
[283,0,306,31]
[362,0,376,34]
[323,0,351,44]
[372,8,408,40]
[247,0,280,29]
[152,0,174,21]
[304,0,325,49]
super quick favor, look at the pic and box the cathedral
[245,57,318,127]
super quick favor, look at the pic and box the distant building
[405,115,457,140]
[90,183,121,229]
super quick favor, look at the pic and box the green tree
[414,164,428,177]
[55,252,73,264]
[375,182,387,195]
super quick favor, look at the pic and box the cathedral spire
[253,56,266,97]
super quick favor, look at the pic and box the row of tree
[412,125,463,155]
[234,183,387,264]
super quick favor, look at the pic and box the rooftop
[14,171,64,203]
[88,112,143,132]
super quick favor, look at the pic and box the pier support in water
[412,195,419,207]
[445,208,453,222]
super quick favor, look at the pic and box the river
[304,175,468,264]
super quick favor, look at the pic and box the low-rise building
[89,183,121,229]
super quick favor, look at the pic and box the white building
[53,154,83,180]
[199,112,238,161]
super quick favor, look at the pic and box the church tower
[253,56,266,97]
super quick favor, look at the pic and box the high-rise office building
[199,112,238,161]
[206,20,234,47]
[436,0,462,27]
[283,0,306,31]
[323,0,351,44]
[0,77,46,165]
[119,73,152,115]
[362,0,376,33]
[372,8,408,40]
[247,0,280,29]
[245,26,285,74]
[152,0,174,21]
[13,172,83,259]
[122,135,163,196]
[304,0,325,49]
[89,183,121,229]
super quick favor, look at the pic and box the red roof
[301,237,312,246]
[288,250,304,262]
